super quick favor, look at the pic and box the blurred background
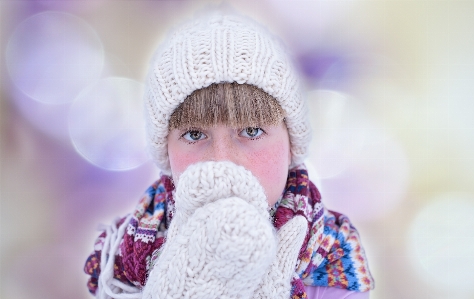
[1,0,473,298]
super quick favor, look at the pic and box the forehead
[169,83,285,130]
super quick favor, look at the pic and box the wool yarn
[172,160,269,222]
[254,215,308,298]
[95,214,142,299]
[143,161,276,299]
[144,12,312,174]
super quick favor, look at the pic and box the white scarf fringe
[97,214,142,299]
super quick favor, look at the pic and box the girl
[84,11,374,299]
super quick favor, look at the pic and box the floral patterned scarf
[84,165,375,298]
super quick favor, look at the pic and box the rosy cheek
[244,141,289,205]
[167,136,204,178]
[169,150,200,176]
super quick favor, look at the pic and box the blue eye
[240,127,264,138]
[182,130,206,141]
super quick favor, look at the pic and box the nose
[212,137,234,161]
[207,131,240,163]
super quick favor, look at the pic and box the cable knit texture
[144,12,312,174]
[254,215,307,298]
[142,161,279,299]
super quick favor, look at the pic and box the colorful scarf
[84,165,374,297]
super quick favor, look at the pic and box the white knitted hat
[144,11,312,174]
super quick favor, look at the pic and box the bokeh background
[1,0,474,298]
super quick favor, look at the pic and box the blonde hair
[169,83,285,130]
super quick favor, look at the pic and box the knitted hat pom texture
[144,11,312,174]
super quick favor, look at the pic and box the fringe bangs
[169,83,285,130]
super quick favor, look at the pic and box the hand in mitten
[142,161,277,299]
[254,214,308,299]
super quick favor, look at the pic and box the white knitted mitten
[142,161,277,299]
[253,215,308,299]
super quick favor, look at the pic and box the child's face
[167,121,291,206]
